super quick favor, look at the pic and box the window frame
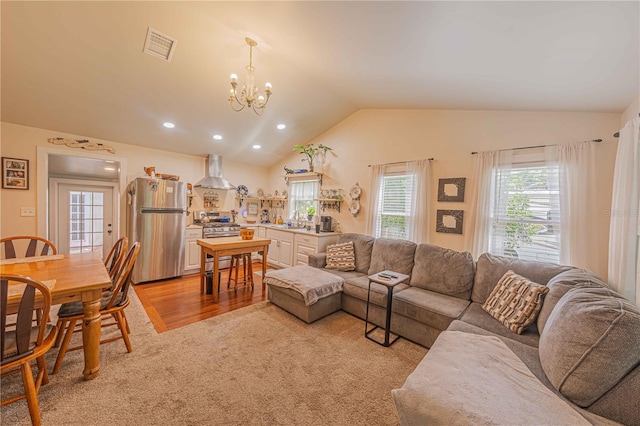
[488,159,562,264]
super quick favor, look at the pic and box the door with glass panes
[56,184,114,257]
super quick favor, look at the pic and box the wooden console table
[197,237,271,301]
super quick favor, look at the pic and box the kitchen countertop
[242,223,338,236]
[187,224,203,229]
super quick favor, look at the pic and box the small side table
[364,270,410,347]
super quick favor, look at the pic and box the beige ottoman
[264,265,344,323]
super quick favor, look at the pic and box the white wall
[268,109,621,279]
[0,122,269,239]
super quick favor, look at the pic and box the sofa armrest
[308,253,327,268]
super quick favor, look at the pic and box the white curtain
[366,164,384,237]
[608,117,640,304]
[554,141,598,270]
[407,159,431,243]
[288,180,318,220]
[466,150,512,258]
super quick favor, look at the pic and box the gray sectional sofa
[302,233,640,426]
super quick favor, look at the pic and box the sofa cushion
[325,241,356,271]
[539,286,640,407]
[320,269,366,281]
[482,271,549,335]
[341,275,409,308]
[392,287,470,331]
[472,253,572,304]
[460,303,540,347]
[392,331,592,426]
[367,238,416,276]
[337,233,375,274]
[409,243,475,300]
[537,269,608,334]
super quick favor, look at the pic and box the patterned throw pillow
[325,241,356,272]
[482,270,549,334]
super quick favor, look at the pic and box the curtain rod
[368,158,434,167]
[470,139,602,155]
[613,113,640,138]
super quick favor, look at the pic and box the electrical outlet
[20,207,36,217]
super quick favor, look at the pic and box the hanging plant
[293,143,333,172]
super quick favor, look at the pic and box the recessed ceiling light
[252,144,261,150]
[277,124,286,130]
[213,134,223,140]
[163,122,175,128]
[104,167,116,171]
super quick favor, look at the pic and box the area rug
[1,292,427,425]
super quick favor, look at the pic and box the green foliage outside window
[502,170,542,257]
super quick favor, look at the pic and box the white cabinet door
[183,228,202,273]
[185,239,201,271]
[266,228,294,267]
[279,239,293,267]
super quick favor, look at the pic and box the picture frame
[2,157,29,190]
[437,177,466,202]
[436,210,464,234]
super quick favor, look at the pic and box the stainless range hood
[194,154,236,190]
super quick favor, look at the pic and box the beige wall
[0,122,269,239]
[268,109,621,278]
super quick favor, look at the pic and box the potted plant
[293,143,332,172]
[306,206,316,221]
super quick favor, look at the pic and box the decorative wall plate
[349,183,361,200]
[349,200,360,215]
[237,185,248,197]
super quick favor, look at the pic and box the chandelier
[229,37,272,115]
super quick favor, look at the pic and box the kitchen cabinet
[265,228,293,268]
[294,233,339,265]
[184,227,202,274]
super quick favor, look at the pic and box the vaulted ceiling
[2,1,638,167]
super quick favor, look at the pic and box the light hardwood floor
[133,262,273,333]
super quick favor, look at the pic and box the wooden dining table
[0,251,111,381]
[197,236,271,301]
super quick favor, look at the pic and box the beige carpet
[1,292,427,425]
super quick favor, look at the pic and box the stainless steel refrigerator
[126,178,187,284]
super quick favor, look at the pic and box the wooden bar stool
[227,253,254,291]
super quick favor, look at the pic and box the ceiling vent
[143,27,177,62]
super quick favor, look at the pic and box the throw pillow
[325,241,356,271]
[482,270,549,334]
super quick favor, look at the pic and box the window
[69,191,104,254]
[488,163,561,263]
[288,179,319,221]
[373,173,415,239]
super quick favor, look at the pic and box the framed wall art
[2,157,29,190]
[436,210,464,234]
[437,177,466,202]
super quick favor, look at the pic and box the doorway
[38,146,127,256]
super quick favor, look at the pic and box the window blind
[489,164,561,263]
[374,174,414,239]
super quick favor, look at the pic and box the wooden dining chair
[0,236,57,260]
[104,236,128,282]
[1,274,58,426]
[52,242,140,374]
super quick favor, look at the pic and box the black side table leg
[384,285,393,346]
